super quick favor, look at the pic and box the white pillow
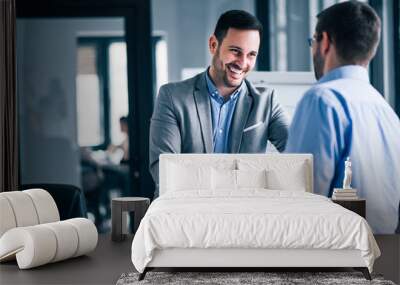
[211,168,236,190]
[266,164,306,191]
[236,169,267,188]
[167,162,212,191]
[211,169,267,190]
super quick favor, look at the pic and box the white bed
[131,154,380,280]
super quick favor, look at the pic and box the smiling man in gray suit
[150,10,289,197]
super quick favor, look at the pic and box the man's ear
[319,31,331,56]
[209,35,218,55]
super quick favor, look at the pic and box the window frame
[256,0,271,71]
[369,0,397,109]
[77,37,125,150]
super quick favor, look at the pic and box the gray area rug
[116,271,396,285]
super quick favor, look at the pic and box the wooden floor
[0,234,134,285]
[0,234,398,285]
[373,235,400,284]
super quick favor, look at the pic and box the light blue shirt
[205,70,245,153]
[286,65,400,234]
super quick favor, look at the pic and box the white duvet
[131,190,380,273]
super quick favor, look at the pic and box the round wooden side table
[111,197,150,242]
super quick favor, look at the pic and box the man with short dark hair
[150,10,289,197]
[286,1,400,233]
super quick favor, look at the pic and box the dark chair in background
[20,183,87,220]
[79,146,132,232]
[80,162,104,228]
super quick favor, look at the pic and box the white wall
[17,18,124,187]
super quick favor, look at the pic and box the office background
[1,0,399,232]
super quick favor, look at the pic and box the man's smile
[227,63,244,79]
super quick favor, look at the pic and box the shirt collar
[205,68,244,104]
[318,65,370,84]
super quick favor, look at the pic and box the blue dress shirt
[285,65,400,234]
[205,71,245,153]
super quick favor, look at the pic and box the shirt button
[219,129,223,133]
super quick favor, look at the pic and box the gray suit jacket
[149,71,289,196]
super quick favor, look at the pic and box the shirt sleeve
[285,87,349,197]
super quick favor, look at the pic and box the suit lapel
[229,81,252,153]
[193,74,213,153]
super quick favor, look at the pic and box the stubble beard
[211,50,243,89]
[313,47,325,80]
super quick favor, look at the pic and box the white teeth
[228,65,242,75]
